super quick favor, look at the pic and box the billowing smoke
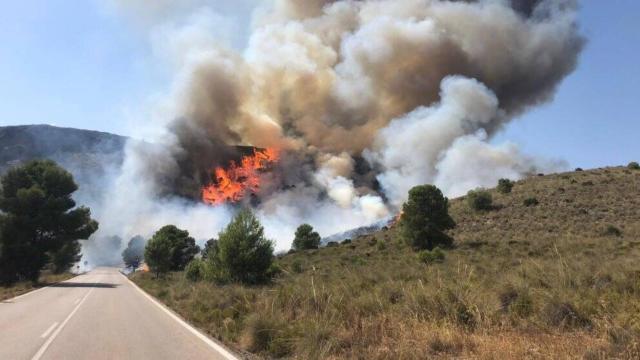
[88,0,582,256]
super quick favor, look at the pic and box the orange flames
[202,148,279,205]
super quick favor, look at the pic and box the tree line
[5,157,548,286]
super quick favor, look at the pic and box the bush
[201,238,218,260]
[401,185,456,250]
[326,241,338,247]
[603,225,622,237]
[466,189,493,211]
[292,224,321,250]
[266,262,282,278]
[341,239,352,245]
[497,178,515,194]
[628,161,640,170]
[523,197,539,207]
[207,209,275,284]
[145,225,199,274]
[417,247,445,264]
[291,259,304,273]
[185,259,204,282]
[575,167,583,172]
[122,235,145,269]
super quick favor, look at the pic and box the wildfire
[201,148,279,205]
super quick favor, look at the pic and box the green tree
[400,185,456,250]
[144,233,172,278]
[50,240,82,274]
[145,226,199,275]
[292,224,321,250]
[208,209,274,284]
[122,235,145,269]
[185,259,204,282]
[201,238,218,260]
[0,160,98,284]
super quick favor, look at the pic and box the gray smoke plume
[93,0,583,252]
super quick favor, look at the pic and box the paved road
[0,267,238,360]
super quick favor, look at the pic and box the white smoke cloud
[434,133,567,197]
[84,0,581,259]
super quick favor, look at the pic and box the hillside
[132,166,640,359]
[0,125,127,203]
[0,124,126,172]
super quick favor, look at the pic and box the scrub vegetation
[132,166,640,359]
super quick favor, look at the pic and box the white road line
[4,274,83,303]
[73,298,81,305]
[5,286,50,303]
[121,273,239,360]
[40,322,59,339]
[31,288,94,360]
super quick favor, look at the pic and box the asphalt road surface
[0,267,238,360]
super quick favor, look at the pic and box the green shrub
[523,197,539,207]
[292,224,321,250]
[497,178,515,194]
[291,259,304,273]
[628,161,640,170]
[575,167,583,172]
[326,241,338,247]
[341,239,352,245]
[145,225,199,277]
[201,238,218,260]
[466,189,493,211]
[417,247,445,264]
[401,185,456,250]
[266,262,282,279]
[185,259,204,282]
[122,235,145,269]
[603,225,622,237]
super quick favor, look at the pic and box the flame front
[202,148,279,205]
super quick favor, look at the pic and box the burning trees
[201,148,279,206]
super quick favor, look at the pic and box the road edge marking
[121,273,239,360]
[40,322,59,339]
[31,288,95,360]
[4,273,83,303]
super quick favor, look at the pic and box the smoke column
[91,0,583,254]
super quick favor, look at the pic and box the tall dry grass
[133,166,640,359]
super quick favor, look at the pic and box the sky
[0,0,638,170]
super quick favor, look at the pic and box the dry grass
[132,166,640,359]
[0,271,75,301]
